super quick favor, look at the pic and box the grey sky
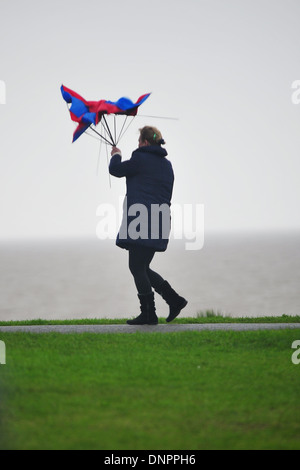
[0,0,300,239]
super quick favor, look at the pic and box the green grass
[0,313,299,326]
[0,329,300,450]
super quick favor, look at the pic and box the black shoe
[155,281,188,322]
[127,292,158,325]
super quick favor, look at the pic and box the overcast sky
[0,0,300,240]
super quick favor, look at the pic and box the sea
[0,232,299,321]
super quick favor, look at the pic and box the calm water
[0,232,299,321]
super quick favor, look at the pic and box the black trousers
[128,246,165,295]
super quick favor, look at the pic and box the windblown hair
[139,126,166,146]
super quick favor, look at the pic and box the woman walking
[109,126,187,325]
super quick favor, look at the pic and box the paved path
[0,323,300,334]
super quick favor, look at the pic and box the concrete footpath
[0,323,300,334]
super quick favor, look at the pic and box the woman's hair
[139,126,166,146]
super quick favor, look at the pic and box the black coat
[109,145,174,251]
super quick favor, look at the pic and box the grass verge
[0,329,299,450]
[0,313,299,326]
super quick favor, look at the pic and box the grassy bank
[0,313,299,326]
[0,329,299,450]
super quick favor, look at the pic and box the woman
[109,126,187,325]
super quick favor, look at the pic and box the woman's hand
[111,146,122,156]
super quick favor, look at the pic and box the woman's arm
[109,147,139,178]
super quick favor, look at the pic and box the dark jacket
[109,145,174,251]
